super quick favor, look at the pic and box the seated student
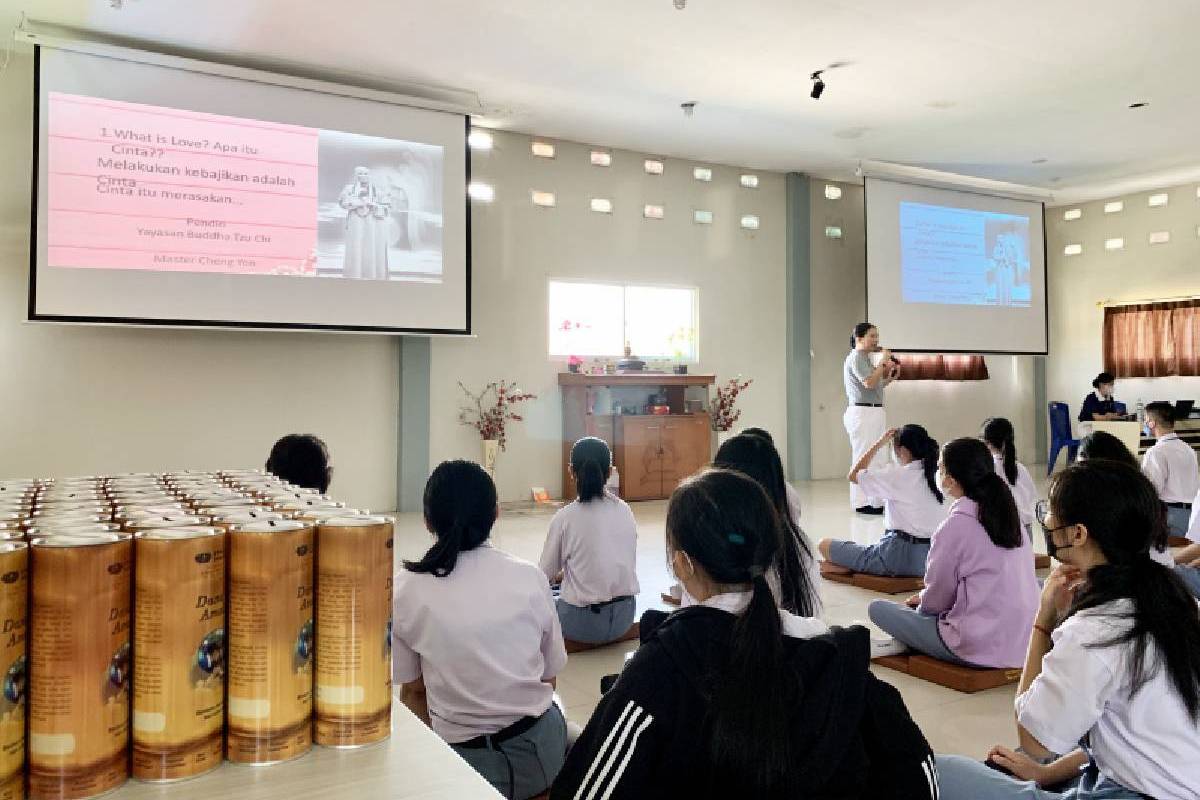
[936,460,1200,800]
[539,437,640,645]
[1077,372,1124,422]
[265,433,331,492]
[983,417,1037,535]
[715,433,820,615]
[818,425,945,578]
[741,426,803,524]
[551,468,939,800]
[1076,430,1138,467]
[394,460,568,800]
[1172,488,1200,598]
[1141,401,1200,538]
[869,438,1040,666]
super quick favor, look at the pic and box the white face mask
[936,470,950,495]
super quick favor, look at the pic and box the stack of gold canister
[0,470,393,799]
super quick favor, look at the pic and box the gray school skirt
[557,595,637,644]
[451,703,567,800]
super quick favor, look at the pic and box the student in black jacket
[551,467,939,800]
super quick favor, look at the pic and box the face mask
[935,470,950,494]
[1042,525,1075,561]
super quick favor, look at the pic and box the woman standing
[844,322,900,514]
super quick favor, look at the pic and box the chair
[1047,402,1081,475]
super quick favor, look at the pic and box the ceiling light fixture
[810,70,825,100]
[1128,101,1149,109]
[673,0,687,8]
[681,101,696,118]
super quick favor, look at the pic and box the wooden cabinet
[559,373,716,502]
[616,414,711,500]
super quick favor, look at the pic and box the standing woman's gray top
[844,350,883,405]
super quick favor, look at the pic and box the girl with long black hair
[819,424,946,578]
[982,417,1037,534]
[551,468,939,799]
[938,459,1200,799]
[869,438,1040,667]
[394,460,568,799]
[714,432,819,615]
[539,437,640,644]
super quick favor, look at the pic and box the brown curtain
[894,354,989,381]
[1104,300,1200,378]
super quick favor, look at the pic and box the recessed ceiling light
[590,198,613,214]
[824,184,843,200]
[1149,193,1169,207]
[693,167,712,182]
[1063,244,1082,256]
[1129,101,1149,109]
[1063,208,1082,221]
[1104,237,1124,251]
[740,174,759,189]
[741,215,761,230]
[590,150,612,167]
[644,204,664,219]
[644,159,664,175]
[1104,201,1124,213]
[467,129,494,151]
[693,209,713,225]
[531,141,555,158]
[1149,230,1170,244]
[824,225,842,239]
[531,190,556,207]
[467,182,494,202]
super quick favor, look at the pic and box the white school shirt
[994,455,1038,528]
[539,493,640,607]
[1141,434,1200,503]
[1189,488,1200,543]
[392,544,568,744]
[1015,600,1200,800]
[854,461,947,537]
[700,591,829,640]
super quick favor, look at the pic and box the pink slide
[46,92,320,275]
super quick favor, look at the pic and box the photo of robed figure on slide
[316,129,444,282]
[983,217,1030,307]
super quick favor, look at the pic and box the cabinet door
[617,419,665,501]
[660,415,712,495]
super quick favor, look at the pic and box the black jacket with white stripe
[551,606,938,800]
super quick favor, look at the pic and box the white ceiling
[9,0,1200,202]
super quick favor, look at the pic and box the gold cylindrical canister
[132,528,225,782]
[124,516,211,535]
[226,519,314,764]
[29,534,132,800]
[0,542,28,800]
[314,515,393,747]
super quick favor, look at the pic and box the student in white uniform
[539,437,639,645]
[844,322,901,514]
[936,459,1200,800]
[818,424,945,578]
[1141,402,1200,538]
[1078,432,1175,568]
[1172,488,1200,598]
[394,460,568,800]
[715,433,820,615]
[982,417,1037,535]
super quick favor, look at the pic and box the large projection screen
[865,176,1047,354]
[32,44,471,334]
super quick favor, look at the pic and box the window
[1104,299,1200,377]
[548,280,698,361]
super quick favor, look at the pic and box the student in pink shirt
[870,437,1041,668]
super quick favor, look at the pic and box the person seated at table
[741,426,803,524]
[550,468,940,800]
[818,424,945,578]
[935,459,1200,800]
[394,460,568,800]
[539,437,639,645]
[1141,401,1199,538]
[868,438,1040,666]
[1077,372,1123,422]
[982,417,1037,535]
[715,433,820,615]
[1076,430,1138,467]
[265,433,332,492]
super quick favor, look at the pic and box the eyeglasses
[1035,499,1073,535]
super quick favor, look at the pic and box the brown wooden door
[660,415,712,495]
[617,418,665,500]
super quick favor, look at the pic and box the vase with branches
[710,376,752,432]
[457,380,537,452]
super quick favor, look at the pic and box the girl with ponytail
[869,438,1040,667]
[818,424,947,578]
[938,459,1200,799]
[395,460,570,799]
[539,438,640,645]
[551,469,938,799]
[981,417,1038,535]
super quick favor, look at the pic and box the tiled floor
[391,475,1058,760]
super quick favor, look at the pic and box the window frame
[546,278,700,363]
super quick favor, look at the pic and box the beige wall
[0,48,400,511]
[808,180,1038,478]
[1047,185,1200,432]
[432,131,787,500]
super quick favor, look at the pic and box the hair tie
[727,532,746,545]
